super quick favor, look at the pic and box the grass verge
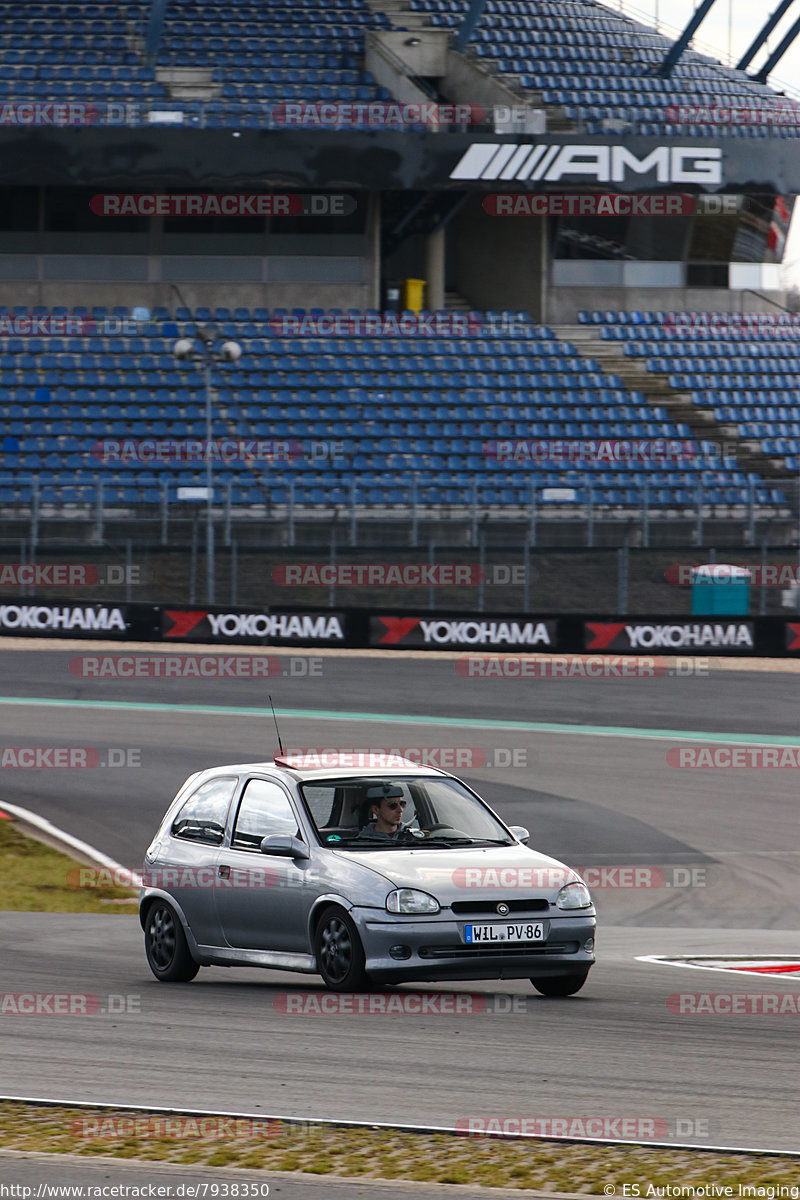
[0,814,136,912]
[0,1103,797,1193]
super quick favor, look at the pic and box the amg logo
[450,144,723,185]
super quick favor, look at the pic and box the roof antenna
[269,694,285,756]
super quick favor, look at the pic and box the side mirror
[508,825,530,845]
[260,834,310,860]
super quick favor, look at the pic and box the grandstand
[1,0,800,561]
[0,0,393,126]
[413,0,800,138]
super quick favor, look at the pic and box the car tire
[530,971,589,997]
[314,905,369,992]
[144,900,200,983]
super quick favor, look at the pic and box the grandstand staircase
[154,68,219,102]
[553,324,795,483]
[368,1,578,133]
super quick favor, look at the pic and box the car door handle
[218,864,231,879]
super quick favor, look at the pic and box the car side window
[231,778,299,851]
[171,776,237,845]
[301,785,337,828]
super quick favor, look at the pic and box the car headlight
[386,888,440,915]
[556,882,592,909]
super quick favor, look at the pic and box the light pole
[173,329,242,605]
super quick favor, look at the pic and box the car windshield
[299,775,514,849]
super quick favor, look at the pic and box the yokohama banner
[0,601,795,654]
[584,620,756,653]
[161,607,348,644]
[369,614,558,650]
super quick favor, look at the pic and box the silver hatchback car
[140,754,596,996]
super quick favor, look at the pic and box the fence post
[160,480,169,545]
[428,538,436,610]
[31,478,40,552]
[695,479,704,547]
[586,484,594,548]
[350,478,357,547]
[641,480,650,549]
[528,478,537,546]
[759,536,767,615]
[231,539,238,607]
[125,539,133,604]
[617,536,629,614]
[522,531,530,610]
[288,480,295,547]
[410,475,419,547]
[224,480,232,546]
[19,538,28,598]
[189,517,198,605]
[747,478,756,546]
[478,529,485,612]
[95,478,104,543]
[471,477,478,545]
[329,525,337,607]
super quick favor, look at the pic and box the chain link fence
[2,532,799,615]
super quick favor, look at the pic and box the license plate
[464,922,545,945]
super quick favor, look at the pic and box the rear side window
[171,776,238,844]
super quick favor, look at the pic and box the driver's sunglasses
[384,800,406,809]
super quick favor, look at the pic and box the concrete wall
[442,48,525,115]
[453,195,547,318]
[0,200,381,311]
[546,286,792,323]
[0,279,372,312]
[370,30,450,78]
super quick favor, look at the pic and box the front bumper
[352,907,596,983]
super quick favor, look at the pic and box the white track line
[0,800,141,887]
[637,954,800,979]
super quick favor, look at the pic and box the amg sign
[450,143,723,185]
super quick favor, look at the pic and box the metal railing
[2,475,799,554]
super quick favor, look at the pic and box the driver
[357,783,410,842]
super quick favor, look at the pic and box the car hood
[334,843,582,905]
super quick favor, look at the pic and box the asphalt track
[1,643,799,1157]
